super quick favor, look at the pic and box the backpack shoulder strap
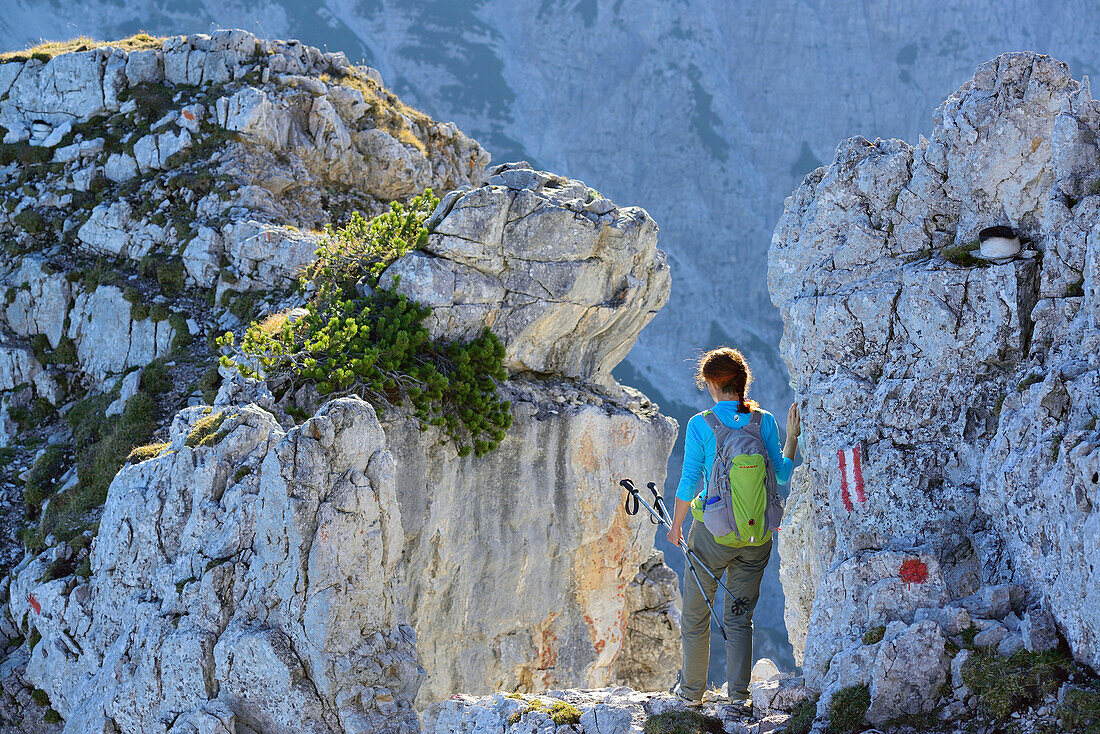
[749,410,763,426]
[702,410,735,445]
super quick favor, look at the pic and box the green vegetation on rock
[0,33,163,63]
[185,411,229,448]
[126,442,170,464]
[785,696,818,734]
[23,445,68,520]
[642,710,724,734]
[962,647,1074,720]
[1058,685,1100,733]
[827,685,870,734]
[506,698,583,726]
[940,240,988,268]
[22,392,158,551]
[219,190,513,457]
[862,624,886,645]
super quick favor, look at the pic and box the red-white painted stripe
[838,448,853,512]
[837,445,866,511]
[851,444,867,504]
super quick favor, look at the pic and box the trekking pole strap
[620,479,666,527]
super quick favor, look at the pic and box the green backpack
[690,410,783,547]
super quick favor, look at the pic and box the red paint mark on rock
[182,110,195,121]
[838,449,853,511]
[851,445,867,503]
[838,445,867,511]
[28,594,40,615]
[899,559,928,586]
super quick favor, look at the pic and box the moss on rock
[185,411,229,448]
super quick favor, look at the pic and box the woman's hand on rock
[787,403,801,438]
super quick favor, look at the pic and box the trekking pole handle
[620,479,640,516]
[647,482,669,523]
[621,479,663,526]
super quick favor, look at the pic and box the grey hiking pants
[678,520,772,701]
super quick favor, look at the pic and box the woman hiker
[667,346,800,713]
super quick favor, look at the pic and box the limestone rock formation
[382,162,671,386]
[0,31,682,732]
[372,378,676,707]
[0,29,487,429]
[11,397,420,733]
[769,51,1100,722]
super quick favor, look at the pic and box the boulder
[66,285,174,386]
[381,164,671,386]
[368,378,678,707]
[3,256,71,348]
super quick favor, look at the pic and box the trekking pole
[647,482,738,601]
[621,479,728,641]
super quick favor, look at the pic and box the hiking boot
[671,685,703,708]
[674,693,704,708]
[725,698,753,718]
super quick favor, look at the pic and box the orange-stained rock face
[386,378,679,708]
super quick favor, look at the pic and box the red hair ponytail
[695,347,759,413]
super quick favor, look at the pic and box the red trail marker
[899,559,929,586]
[837,444,867,511]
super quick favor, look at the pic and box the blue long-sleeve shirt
[675,401,794,502]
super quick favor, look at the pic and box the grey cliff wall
[769,52,1099,722]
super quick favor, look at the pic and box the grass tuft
[23,445,68,520]
[506,698,583,726]
[126,442,170,464]
[863,624,886,645]
[785,696,818,734]
[643,710,724,734]
[185,411,228,448]
[0,33,163,62]
[22,392,158,551]
[1058,685,1100,733]
[961,647,1073,720]
[828,685,870,734]
[940,240,988,268]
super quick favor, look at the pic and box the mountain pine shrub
[219,190,513,457]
